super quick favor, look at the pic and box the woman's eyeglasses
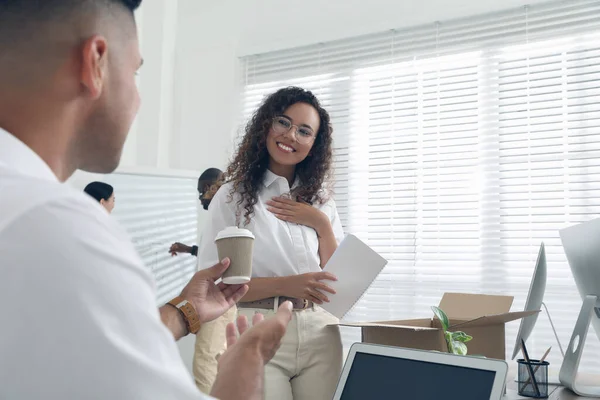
[272,116,316,145]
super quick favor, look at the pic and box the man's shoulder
[0,173,99,229]
[0,175,93,227]
[0,171,132,254]
[0,173,147,283]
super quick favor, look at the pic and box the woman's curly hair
[214,86,333,225]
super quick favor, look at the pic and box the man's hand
[211,302,293,400]
[180,259,248,324]
[169,242,192,256]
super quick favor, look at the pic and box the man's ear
[80,35,108,99]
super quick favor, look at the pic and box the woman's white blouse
[197,170,344,278]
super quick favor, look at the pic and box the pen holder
[517,359,549,398]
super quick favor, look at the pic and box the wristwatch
[167,296,201,334]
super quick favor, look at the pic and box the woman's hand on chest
[266,197,330,236]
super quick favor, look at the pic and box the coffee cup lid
[215,226,255,241]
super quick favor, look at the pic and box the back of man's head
[0,0,143,180]
[198,168,223,209]
[0,1,141,19]
[0,1,141,50]
[199,168,223,184]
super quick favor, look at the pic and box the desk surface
[504,371,598,399]
[505,386,595,399]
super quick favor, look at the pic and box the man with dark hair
[170,167,224,257]
[0,1,291,399]
[198,167,223,210]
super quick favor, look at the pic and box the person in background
[0,1,292,399]
[169,167,223,257]
[168,166,236,394]
[199,86,344,400]
[84,181,115,214]
[197,168,223,211]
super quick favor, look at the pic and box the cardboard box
[337,293,539,360]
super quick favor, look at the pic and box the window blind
[101,173,199,305]
[239,0,600,372]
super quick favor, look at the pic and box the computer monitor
[511,243,547,360]
[333,343,508,400]
[560,220,600,343]
[559,219,600,397]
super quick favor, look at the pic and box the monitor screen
[340,352,497,400]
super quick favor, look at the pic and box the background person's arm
[169,242,196,256]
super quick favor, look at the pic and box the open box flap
[449,310,540,329]
[335,319,439,331]
[438,292,514,320]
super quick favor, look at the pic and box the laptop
[333,343,508,400]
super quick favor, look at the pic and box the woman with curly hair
[195,86,344,400]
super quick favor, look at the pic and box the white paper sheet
[321,234,388,319]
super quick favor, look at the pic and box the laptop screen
[340,352,497,400]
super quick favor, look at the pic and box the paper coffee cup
[215,227,255,284]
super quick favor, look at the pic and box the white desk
[505,387,596,399]
[504,371,598,399]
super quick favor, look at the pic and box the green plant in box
[431,306,473,356]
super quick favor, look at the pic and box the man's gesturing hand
[179,258,248,324]
[211,302,293,400]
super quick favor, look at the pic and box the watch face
[176,300,188,308]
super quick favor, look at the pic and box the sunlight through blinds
[239,0,600,372]
[103,173,198,305]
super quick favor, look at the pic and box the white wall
[171,0,552,174]
[119,1,213,175]
[126,0,553,175]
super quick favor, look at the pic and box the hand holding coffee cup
[215,227,255,284]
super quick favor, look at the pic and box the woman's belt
[238,296,313,311]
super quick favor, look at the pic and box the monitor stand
[513,302,565,385]
[541,302,566,359]
[559,295,600,397]
[542,302,565,385]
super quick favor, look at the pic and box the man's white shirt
[0,128,212,399]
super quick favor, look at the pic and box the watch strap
[168,296,201,334]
